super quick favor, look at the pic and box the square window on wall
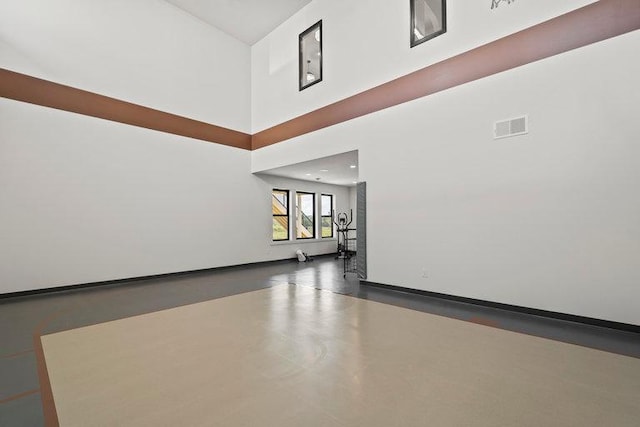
[321,194,334,238]
[272,189,289,241]
[296,192,316,239]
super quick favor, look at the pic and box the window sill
[271,238,337,246]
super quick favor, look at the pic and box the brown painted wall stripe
[251,0,640,149]
[1,1,638,152]
[0,69,252,151]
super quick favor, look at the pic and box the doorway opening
[255,150,366,279]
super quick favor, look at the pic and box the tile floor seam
[0,388,40,405]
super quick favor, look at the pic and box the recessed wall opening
[255,150,366,279]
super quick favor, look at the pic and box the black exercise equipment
[333,209,357,277]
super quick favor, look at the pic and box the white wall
[0,0,349,294]
[0,99,350,294]
[251,30,640,326]
[0,0,254,294]
[0,0,251,131]
[2,0,638,327]
[251,0,595,133]
[0,99,250,293]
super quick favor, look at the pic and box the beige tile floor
[42,284,640,426]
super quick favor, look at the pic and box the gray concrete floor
[1,256,639,426]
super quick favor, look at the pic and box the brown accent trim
[1,1,637,152]
[1,349,34,359]
[252,0,640,149]
[32,309,72,427]
[0,389,40,405]
[33,335,59,426]
[0,68,251,151]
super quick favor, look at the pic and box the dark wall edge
[0,254,335,301]
[361,281,640,335]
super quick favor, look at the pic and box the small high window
[299,20,322,91]
[272,189,289,241]
[410,0,446,47]
[296,192,316,239]
[321,194,334,238]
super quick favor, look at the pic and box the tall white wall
[0,0,251,131]
[0,1,348,294]
[0,99,251,293]
[2,0,638,327]
[0,98,349,294]
[251,28,640,326]
[251,0,595,133]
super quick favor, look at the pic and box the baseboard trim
[361,281,640,334]
[0,254,335,301]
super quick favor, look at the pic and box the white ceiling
[165,0,312,45]
[257,151,359,187]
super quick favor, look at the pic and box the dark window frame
[298,20,323,91]
[410,0,447,48]
[272,189,290,241]
[296,191,316,240]
[321,194,334,238]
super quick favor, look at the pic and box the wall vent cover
[494,115,528,139]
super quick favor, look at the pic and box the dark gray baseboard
[0,253,335,301]
[361,281,640,335]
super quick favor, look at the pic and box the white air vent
[494,115,528,139]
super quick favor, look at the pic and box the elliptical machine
[333,209,354,259]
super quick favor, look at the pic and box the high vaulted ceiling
[164,0,312,45]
